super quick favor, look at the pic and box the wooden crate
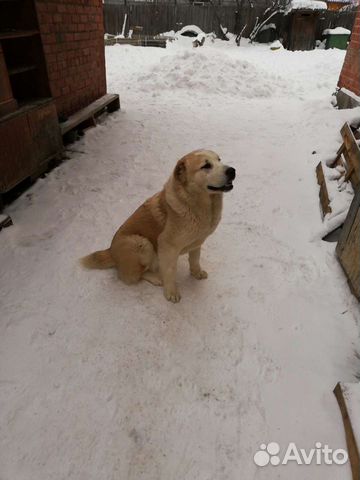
[0,99,62,193]
[0,0,62,196]
[336,188,360,300]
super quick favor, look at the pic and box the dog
[81,150,236,302]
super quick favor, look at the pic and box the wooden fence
[105,2,274,38]
[103,2,357,38]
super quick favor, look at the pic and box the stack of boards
[316,122,360,301]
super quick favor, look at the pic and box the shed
[0,0,119,202]
[284,0,328,51]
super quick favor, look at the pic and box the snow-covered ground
[1,38,360,479]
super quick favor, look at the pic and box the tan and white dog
[81,150,236,302]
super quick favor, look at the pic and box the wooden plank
[316,162,332,216]
[328,143,345,168]
[0,29,39,40]
[334,382,360,480]
[336,188,360,300]
[107,37,167,48]
[8,64,37,76]
[0,214,12,231]
[341,122,360,189]
[60,94,120,135]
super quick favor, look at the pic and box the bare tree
[249,0,290,43]
[235,24,247,45]
[234,0,253,45]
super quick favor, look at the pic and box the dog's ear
[174,159,187,185]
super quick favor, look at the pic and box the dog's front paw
[191,270,208,280]
[164,288,181,303]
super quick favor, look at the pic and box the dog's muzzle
[208,167,236,192]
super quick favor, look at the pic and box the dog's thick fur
[81,150,235,302]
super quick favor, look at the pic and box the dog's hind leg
[110,234,155,285]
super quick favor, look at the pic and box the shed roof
[285,0,328,13]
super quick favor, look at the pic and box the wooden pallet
[316,122,360,218]
[332,123,360,189]
[60,93,120,136]
[334,383,360,480]
[336,187,360,300]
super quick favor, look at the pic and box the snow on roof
[285,0,327,13]
[323,26,351,35]
[177,25,206,37]
[259,23,276,32]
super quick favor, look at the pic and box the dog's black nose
[226,167,236,180]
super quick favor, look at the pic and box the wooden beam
[60,94,120,135]
[334,383,360,480]
[0,214,12,231]
[316,162,332,216]
[328,143,345,168]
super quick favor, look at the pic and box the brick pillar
[35,0,107,118]
[338,7,360,97]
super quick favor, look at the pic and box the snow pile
[270,40,283,50]
[137,49,294,98]
[160,30,176,38]
[286,0,327,13]
[323,27,351,35]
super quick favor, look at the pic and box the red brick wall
[35,0,107,118]
[338,7,360,97]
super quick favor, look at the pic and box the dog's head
[173,150,236,194]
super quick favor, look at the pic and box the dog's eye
[201,163,212,170]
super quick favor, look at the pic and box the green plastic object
[325,33,350,50]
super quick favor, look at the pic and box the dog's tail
[80,249,115,269]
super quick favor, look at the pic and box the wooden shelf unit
[0,0,62,197]
[0,29,39,40]
[8,64,37,75]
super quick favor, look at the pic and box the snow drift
[137,49,294,98]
